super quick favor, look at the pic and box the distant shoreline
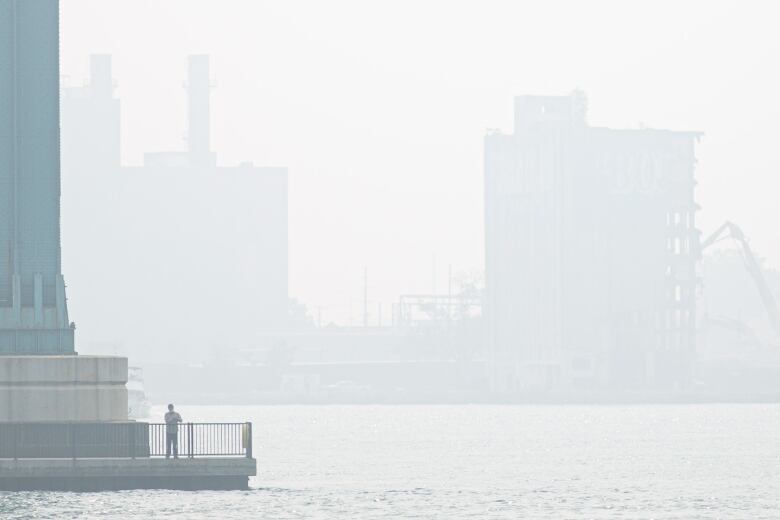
[145,391,780,407]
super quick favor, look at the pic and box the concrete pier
[0,457,257,491]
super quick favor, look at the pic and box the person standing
[165,404,183,459]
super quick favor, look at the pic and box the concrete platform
[0,457,257,491]
[0,355,128,421]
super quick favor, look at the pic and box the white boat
[127,366,152,419]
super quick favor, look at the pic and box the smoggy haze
[59,0,780,338]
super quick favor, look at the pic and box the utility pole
[448,264,453,321]
[363,267,368,328]
[432,253,437,295]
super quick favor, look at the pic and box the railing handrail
[147,422,248,426]
[147,422,252,459]
[0,421,254,460]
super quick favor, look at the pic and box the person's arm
[177,413,183,423]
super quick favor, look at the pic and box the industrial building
[485,93,701,391]
[61,55,288,357]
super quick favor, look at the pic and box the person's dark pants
[166,432,178,458]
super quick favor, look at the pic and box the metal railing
[148,423,252,459]
[0,422,150,459]
[0,422,252,460]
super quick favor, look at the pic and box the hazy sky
[60,0,780,326]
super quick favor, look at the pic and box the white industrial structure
[485,93,701,391]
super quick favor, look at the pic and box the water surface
[2,404,779,519]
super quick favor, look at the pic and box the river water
[1,404,779,519]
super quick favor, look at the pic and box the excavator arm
[700,222,780,338]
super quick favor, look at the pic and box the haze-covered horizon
[59,0,780,334]
[6,0,780,510]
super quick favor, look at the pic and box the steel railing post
[188,422,194,458]
[246,422,253,459]
[130,423,136,459]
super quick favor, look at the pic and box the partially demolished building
[485,93,701,391]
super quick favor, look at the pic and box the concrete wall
[0,356,128,421]
[0,457,256,491]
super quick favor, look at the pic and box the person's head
[168,404,174,411]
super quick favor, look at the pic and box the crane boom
[700,221,780,337]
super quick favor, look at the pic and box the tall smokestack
[90,54,113,99]
[186,54,215,167]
